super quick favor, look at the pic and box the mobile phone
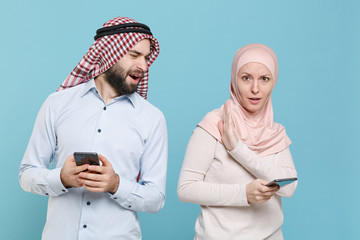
[266,177,297,188]
[74,152,100,166]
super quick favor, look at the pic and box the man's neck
[94,74,120,104]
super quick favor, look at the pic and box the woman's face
[236,62,274,114]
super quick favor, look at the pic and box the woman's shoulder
[193,126,218,141]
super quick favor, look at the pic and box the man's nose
[136,57,148,72]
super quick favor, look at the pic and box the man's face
[104,39,151,95]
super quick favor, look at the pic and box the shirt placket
[78,102,107,239]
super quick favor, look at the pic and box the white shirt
[178,127,297,240]
[19,79,168,240]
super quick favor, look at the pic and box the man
[19,16,167,240]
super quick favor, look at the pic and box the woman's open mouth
[248,97,261,104]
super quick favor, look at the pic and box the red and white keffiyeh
[58,17,160,99]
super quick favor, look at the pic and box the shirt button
[128,205,131,208]
[87,201,91,206]
[98,129,101,133]
[83,225,87,228]
[113,197,117,200]
[62,189,66,192]
[45,193,48,195]
[103,107,107,110]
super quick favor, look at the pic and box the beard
[104,65,143,96]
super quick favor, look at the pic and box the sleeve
[19,96,68,197]
[109,113,168,213]
[228,142,297,197]
[177,127,250,207]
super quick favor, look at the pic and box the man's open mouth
[129,71,144,82]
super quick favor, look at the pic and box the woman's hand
[246,179,279,204]
[218,100,239,151]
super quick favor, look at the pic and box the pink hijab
[198,43,291,157]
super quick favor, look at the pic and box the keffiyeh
[58,16,160,99]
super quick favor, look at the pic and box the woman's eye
[242,76,249,81]
[262,77,270,82]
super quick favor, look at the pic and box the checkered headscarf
[58,17,160,99]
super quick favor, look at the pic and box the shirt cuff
[47,168,68,196]
[109,177,135,205]
[239,183,250,206]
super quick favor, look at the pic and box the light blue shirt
[19,79,168,240]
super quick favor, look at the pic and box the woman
[177,44,297,240]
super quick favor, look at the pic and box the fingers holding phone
[60,154,89,188]
[79,154,120,194]
[246,179,279,204]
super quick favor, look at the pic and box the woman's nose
[251,80,259,94]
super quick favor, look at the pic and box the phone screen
[74,152,100,166]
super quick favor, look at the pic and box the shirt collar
[81,79,137,108]
[120,92,138,108]
[80,79,97,97]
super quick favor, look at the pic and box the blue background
[1,0,359,239]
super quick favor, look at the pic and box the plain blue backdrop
[1,0,359,239]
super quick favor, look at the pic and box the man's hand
[60,155,89,188]
[79,154,120,194]
[246,179,279,204]
[218,100,239,151]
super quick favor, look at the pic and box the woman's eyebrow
[240,72,251,75]
[260,73,272,77]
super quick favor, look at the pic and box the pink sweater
[178,127,297,240]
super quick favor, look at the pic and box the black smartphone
[74,152,100,166]
[266,177,297,188]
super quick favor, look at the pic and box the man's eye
[145,57,150,62]
[130,54,137,58]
